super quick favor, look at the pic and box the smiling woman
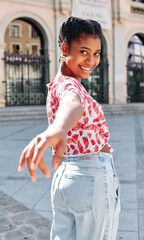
[19,16,120,240]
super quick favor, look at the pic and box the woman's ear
[61,42,68,57]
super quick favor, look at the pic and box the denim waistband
[64,152,113,162]
[63,152,115,172]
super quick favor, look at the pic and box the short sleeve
[57,77,86,108]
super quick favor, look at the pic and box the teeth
[81,66,91,71]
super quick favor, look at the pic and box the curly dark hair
[58,16,102,48]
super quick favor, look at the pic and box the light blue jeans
[50,152,121,240]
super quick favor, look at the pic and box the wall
[0,0,55,106]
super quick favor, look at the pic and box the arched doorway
[127,34,144,102]
[4,18,50,106]
[81,36,109,103]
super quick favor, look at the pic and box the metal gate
[127,62,144,102]
[81,58,109,103]
[4,52,49,106]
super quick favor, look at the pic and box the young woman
[19,16,121,240]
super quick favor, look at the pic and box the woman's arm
[53,92,84,132]
[18,92,83,181]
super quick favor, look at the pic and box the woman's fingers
[52,139,66,170]
[31,137,50,170]
[19,126,67,181]
[18,140,35,172]
[28,158,50,182]
[29,168,37,182]
[38,158,51,178]
[19,135,40,172]
[27,158,37,181]
[18,146,29,171]
[25,136,40,159]
[31,134,66,171]
[18,134,51,181]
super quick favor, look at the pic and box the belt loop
[111,155,115,171]
[99,151,102,160]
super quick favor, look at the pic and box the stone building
[0,0,144,106]
[4,19,41,55]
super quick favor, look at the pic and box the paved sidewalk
[0,114,144,239]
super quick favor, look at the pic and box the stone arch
[0,10,54,106]
[125,28,144,54]
[0,10,53,51]
[102,31,113,56]
[126,29,144,103]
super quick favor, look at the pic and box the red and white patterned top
[46,75,113,156]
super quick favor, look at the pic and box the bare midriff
[100,144,110,153]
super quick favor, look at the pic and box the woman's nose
[86,55,95,66]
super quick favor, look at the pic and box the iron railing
[4,52,50,106]
[127,61,144,102]
[81,58,109,103]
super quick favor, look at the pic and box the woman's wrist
[51,120,68,133]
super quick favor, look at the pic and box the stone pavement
[0,114,144,239]
[0,191,51,240]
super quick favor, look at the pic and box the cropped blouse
[46,75,113,156]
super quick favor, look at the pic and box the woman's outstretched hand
[18,125,67,181]
[18,92,83,181]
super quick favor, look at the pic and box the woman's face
[61,34,101,81]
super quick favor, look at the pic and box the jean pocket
[61,174,94,213]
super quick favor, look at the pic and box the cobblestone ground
[0,191,51,240]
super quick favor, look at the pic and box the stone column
[113,23,126,103]
[0,43,6,106]
[108,52,113,104]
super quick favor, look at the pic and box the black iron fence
[127,61,144,102]
[81,58,109,103]
[4,52,50,106]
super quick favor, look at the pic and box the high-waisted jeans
[50,152,121,240]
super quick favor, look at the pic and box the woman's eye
[95,52,101,56]
[80,50,87,55]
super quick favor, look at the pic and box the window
[12,25,19,37]
[12,44,20,54]
[32,45,38,55]
[128,35,144,65]
[31,27,38,38]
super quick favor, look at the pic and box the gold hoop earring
[59,55,66,63]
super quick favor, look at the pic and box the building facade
[0,0,144,106]
[112,0,144,103]
[5,19,41,55]
[0,0,57,106]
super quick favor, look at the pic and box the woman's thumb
[52,140,66,170]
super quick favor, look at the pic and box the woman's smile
[79,65,93,72]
